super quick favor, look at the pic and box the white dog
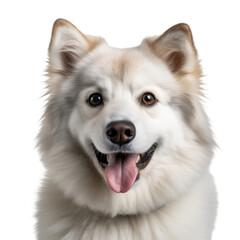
[36,19,217,240]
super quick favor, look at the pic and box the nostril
[125,129,133,137]
[106,128,117,138]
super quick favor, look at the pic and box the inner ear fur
[48,19,102,76]
[144,23,198,74]
[142,23,203,94]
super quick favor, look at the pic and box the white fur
[37,173,216,240]
[37,19,217,240]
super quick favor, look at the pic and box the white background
[0,0,239,239]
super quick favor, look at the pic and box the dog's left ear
[143,24,201,92]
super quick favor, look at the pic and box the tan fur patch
[50,18,103,52]
[111,55,129,82]
[165,23,197,54]
[177,61,203,95]
[144,23,197,66]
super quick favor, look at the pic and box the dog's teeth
[136,155,140,163]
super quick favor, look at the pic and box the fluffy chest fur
[37,173,216,240]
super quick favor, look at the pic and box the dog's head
[39,19,214,216]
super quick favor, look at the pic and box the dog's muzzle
[93,143,157,194]
[92,121,158,193]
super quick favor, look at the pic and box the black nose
[106,121,136,145]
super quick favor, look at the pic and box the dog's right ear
[48,19,102,77]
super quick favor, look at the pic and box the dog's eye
[141,93,156,106]
[88,93,103,107]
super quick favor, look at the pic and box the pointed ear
[48,19,102,76]
[143,23,202,92]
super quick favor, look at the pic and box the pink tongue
[105,154,139,193]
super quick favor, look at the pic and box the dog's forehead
[89,44,168,85]
[72,43,178,97]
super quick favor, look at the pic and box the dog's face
[68,45,182,193]
[39,19,214,215]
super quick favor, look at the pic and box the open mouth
[93,143,157,193]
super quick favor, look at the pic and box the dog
[36,19,217,240]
